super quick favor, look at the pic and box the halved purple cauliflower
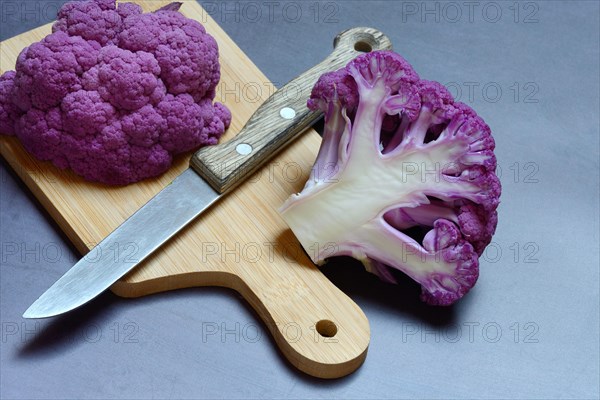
[0,0,230,185]
[280,51,501,306]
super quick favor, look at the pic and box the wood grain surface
[0,1,391,378]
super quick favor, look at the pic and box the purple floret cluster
[280,51,501,306]
[0,0,230,185]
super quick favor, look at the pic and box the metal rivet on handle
[279,107,296,120]
[235,143,253,155]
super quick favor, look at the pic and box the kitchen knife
[23,27,392,319]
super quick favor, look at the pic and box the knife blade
[23,27,392,319]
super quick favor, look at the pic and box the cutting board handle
[190,27,392,194]
[232,253,371,379]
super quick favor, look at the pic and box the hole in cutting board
[316,319,337,337]
[354,41,373,53]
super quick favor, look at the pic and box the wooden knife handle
[190,27,392,194]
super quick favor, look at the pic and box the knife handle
[190,27,392,194]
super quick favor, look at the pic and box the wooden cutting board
[0,1,383,379]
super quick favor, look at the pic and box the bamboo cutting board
[0,1,386,378]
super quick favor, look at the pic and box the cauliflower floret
[0,72,19,135]
[119,9,220,101]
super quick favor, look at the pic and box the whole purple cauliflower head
[0,0,230,185]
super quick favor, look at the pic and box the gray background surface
[1,0,599,399]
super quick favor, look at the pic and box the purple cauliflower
[0,0,230,185]
[279,51,501,306]
[0,72,20,135]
